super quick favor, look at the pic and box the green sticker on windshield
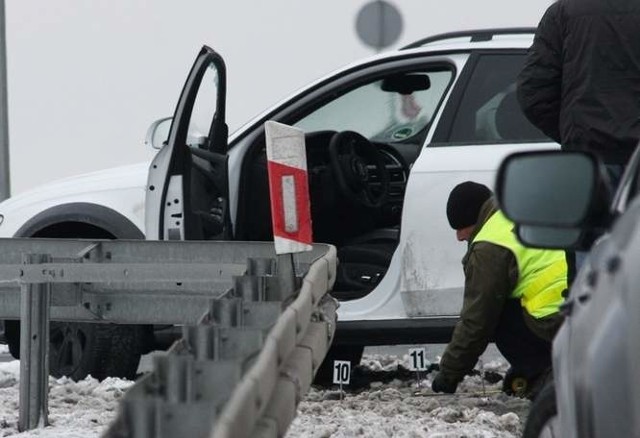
[392,127,413,140]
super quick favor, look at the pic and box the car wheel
[50,322,145,381]
[523,380,559,438]
[6,320,145,381]
[313,344,364,387]
[10,225,154,380]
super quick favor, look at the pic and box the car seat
[333,227,399,300]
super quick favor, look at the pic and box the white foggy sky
[5,0,553,195]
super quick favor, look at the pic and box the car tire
[5,320,145,381]
[313,344,364,387]
[5,224,153,381]
[50,322,146,381]
[523,380,559,438]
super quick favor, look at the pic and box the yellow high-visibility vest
[473,211,567,318]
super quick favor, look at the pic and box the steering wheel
[329,131,390,208]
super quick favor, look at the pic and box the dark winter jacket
[439,198,563,384]
[518,0,640,164]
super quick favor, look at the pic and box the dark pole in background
[0,0,9,201]
[376,0,386,53]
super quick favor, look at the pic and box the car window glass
[447,54,548,144]
[293,69,453,143]
[186,64,219,146]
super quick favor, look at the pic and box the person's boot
[502,367,529,397]
[503,366,553,400]
[524,367,553,400]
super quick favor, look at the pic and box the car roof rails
[401,27,536,50]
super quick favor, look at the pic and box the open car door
[145,46,230,241]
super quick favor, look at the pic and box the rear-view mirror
[496,151,599,228]
[381,74,431,95]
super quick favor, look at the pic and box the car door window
[186,64,220,146]
[444,54,548,144]
[293,69,453,143]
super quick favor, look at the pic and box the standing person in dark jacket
[519,0,640,279]
[431,182,567,398]
[518,0,640,172]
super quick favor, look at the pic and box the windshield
[294,69,453,143]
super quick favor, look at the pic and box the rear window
[444,54,548,144]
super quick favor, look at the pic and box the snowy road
[0,346,530,437]
[286,353,529,437]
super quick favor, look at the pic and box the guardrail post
[210,298,243,327]
[246,258,276,276]
[18,253,51,431]
[276,254,296,301]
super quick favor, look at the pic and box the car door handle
[607,256,621,274]
[560,293,591,316]
[576,293,591,304]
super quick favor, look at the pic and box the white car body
[0,29,559,346]
[0,163,148,238]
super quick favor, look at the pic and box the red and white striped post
[264,121,313,256]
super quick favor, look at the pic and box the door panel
[145,46,229,241]
[395,52,560,317]
[399,142,558,316]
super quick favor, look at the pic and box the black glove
[431,372,458,394]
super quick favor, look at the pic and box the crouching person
[431,181,567,398]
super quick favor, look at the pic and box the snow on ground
[286,355,530,437]
[0,359,130,437]
[0,352,530,437]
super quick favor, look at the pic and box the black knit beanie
[446,181,492,230]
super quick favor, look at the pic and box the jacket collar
[468,197,499,243]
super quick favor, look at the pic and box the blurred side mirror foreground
[516,224,583,250]
[495,151,611,249]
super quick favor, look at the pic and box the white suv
[0,28,558,379]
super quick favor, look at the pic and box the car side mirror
[145,117,172,150]
[495,151,612,249]
[516,224,583,249]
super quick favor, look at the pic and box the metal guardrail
[0,238,337,436]
[0,239,330,324]
[213,248,337,438]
